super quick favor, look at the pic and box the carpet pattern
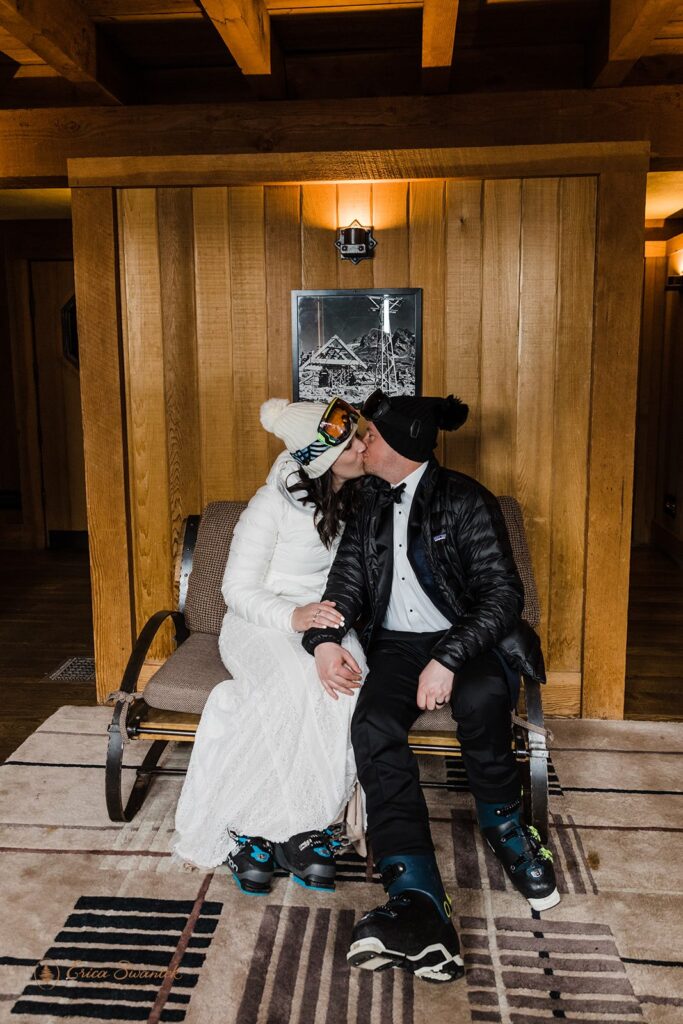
[0,707,681,1023]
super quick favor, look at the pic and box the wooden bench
[106,497,551,840]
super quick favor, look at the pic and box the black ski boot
[347,854,465,983]
[274,828,341,891]
[225,834,275,895]
[482,820,560,910]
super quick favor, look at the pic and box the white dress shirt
[382,462,453,632]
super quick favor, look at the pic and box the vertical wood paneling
[30,260,86,532]
[444,180,482,478]
[193,186,236,504]
[655,291,679,544]
[409,181,445,456]
[516,178,560,653]
[548,177,596,671]
[663,293,683,539]
[264,186,301,462]
[228,186,270,497]
[158,188,201,560]
[119,188,173,657]
[337,183,374,290]
[4,256,45,546]
[371,182,409,288]
[301,184,338,290]
[480,179,522,496]
[72,187,134,703]
[633,255,667,545]
[104,171,636,718]
[583,170,647,718]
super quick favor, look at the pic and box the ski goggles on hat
[361,388,392,421]
[291,397,360,467]
[361,388,422,438]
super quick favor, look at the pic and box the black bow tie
[378,482,406,508]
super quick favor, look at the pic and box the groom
[303,389,557,984]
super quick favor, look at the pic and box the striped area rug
[1,706,682,1023]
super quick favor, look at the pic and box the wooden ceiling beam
[421,0,458,93]
[0,0,128,103]
[593,0,682,86]
[197,0,277,74]
[267,0,419,10]
[2,86,682,188]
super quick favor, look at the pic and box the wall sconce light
[335,219,377,264]
[665,275,683,291]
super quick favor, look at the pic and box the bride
[172,396,368,893]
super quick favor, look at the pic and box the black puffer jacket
[303,459,546,682]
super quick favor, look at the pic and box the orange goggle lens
[318,398,359,444]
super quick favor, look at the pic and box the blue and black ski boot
[274,828,341,890]
[347,853,465,984]
[225,834,275,895]
[477,797,560,911]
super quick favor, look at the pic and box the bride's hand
[292,600,345,632]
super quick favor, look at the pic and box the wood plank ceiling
[0,0,681,106]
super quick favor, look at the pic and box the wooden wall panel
[158,188,201,563]
[583,171,647,718]
[515,178,560,653]
[192,187,236,505]
[632,255,667,547]
[99,168,643,718]
[444,180,482,480]
[4,255,45,547]
[301,184,337,290]
[409,181,446,458]
[264,185,300,462]
[371,182,409,288]
[71,188,134,702]
[29,260,87,533]
[228,187,270,499]
[480,179,521,496]
[547,177,596,671]
[119,189,173,657]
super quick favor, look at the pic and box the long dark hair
[286,466,364,548]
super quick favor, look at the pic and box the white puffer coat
[220,450,343,633]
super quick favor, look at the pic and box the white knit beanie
[259,398,358,479]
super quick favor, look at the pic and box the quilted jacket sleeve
[301,506,367,654]
[430,485,524,673]
[221,485,298,633]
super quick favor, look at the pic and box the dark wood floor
[0,548,96,762]
[1,541,681,761]
[625,545,683,720]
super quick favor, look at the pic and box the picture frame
[291,288,422,403]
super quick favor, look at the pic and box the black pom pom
[436,395,469,431]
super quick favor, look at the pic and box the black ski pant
[350,628,521,860]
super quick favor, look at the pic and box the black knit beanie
[363,392,469,461]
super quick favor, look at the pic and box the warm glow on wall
[298,182,414,230]
[670,249,683,276]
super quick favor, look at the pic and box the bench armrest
[116,610,190,698]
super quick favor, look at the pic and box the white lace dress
[171,452,367,870]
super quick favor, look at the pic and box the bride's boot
[274,828,342,890]
[226,833,275,895]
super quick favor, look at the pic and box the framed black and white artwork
[291,288,422,403]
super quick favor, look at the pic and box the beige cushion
[143,633,229,714]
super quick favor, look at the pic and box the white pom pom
[260,397,289,433]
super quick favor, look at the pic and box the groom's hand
[314,642,363,701]
[417,659,454,711]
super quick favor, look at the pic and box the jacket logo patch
[433,533,447,542]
